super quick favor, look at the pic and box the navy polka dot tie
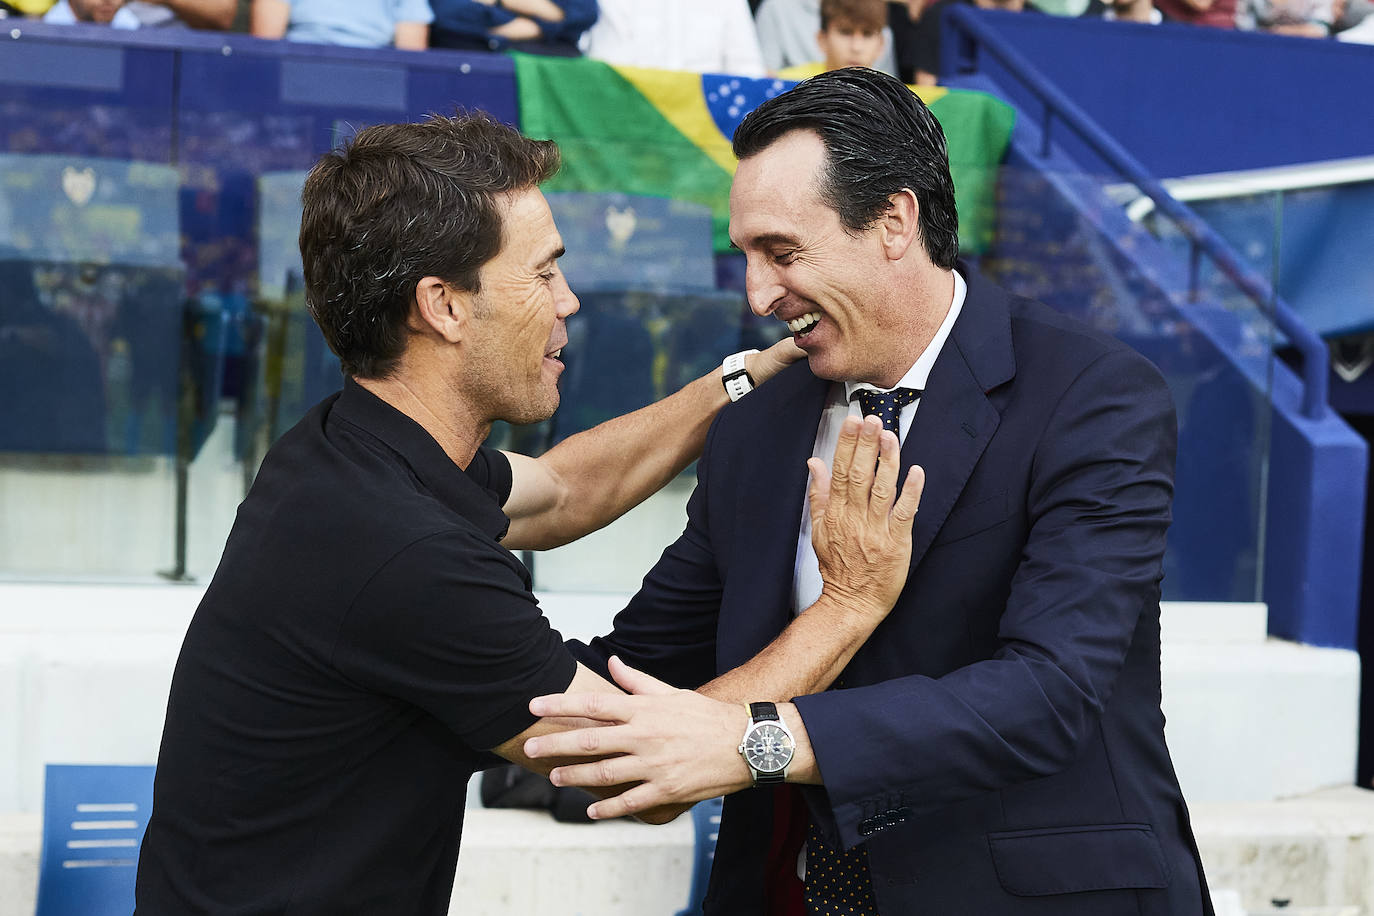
[804,822,878,915]
[855,387,922,436]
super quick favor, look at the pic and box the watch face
[744,723,795,774]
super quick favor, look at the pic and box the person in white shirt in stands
[44,0,141,26]
[581,0,767,76]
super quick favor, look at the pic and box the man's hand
[526,656,756,819]
[746,337,807,388]
[525,418,923,817]
[810,414,924,621]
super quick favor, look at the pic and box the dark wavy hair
[732,68,959,269]
[299,111,559,379]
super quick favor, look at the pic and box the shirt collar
[844,269,966,400]
[329,377,511,542]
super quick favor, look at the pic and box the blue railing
[944,6,1329,420]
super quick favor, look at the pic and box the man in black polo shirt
[134,112,922,914]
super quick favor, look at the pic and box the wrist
[722,349,759,402]
[816,584,893,623]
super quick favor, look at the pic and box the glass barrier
[0,28,1288,614]
[984,163,1277,604]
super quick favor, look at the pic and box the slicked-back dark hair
[299,111,559,379]
[732,68,959,269]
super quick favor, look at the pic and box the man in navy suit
[527,68,1213,914]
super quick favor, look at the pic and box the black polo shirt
[135,378,577,915]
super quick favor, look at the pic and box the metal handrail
[945,7,1329,419]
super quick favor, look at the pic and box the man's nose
[554,268,579,318]
[745,268,783,318]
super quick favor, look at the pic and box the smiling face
[729,130,923,387]
[461,187,579,427]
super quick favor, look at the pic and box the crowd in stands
[3,0,1370,70]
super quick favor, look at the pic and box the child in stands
[777,0,888,80]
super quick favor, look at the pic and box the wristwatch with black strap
[738,701,796,785]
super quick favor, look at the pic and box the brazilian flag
[514,55,1015,255]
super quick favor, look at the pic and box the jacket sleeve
[566,414,726,690]
[795,347,1178,848]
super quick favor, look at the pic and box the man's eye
[539,270,556,282]
[773,252,796,265]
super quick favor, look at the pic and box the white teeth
[786,312,821,334]
[550,349,562,359]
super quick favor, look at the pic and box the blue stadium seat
[35,764,156,916]
[675,796,724,916]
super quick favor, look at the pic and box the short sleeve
[332,530,575,750]
[468,446,514,507]
[392,0,435,25]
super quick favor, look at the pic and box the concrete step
[3,789,1374,915]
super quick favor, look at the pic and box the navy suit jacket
[577,268,1213,914]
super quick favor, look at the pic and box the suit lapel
[903,265,1016,571]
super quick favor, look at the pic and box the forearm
[504,343,800,550]
[1267,20,1330,33]
[250,0,288,37]
[393,21,430,48]
[500,0,566,20]
[699,592,881,709]
[157,0,236,29]
[527,371,722,547]
[694,588,893,789]
[491,15,542,39]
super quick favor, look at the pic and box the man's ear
[878,188,921,261]
[412,275,471,344]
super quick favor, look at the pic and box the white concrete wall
[0,585,1360,815]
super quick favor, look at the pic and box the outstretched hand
[745,337,807,388]
[808,414,925,620]
[525,656,753,821]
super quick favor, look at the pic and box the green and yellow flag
[514,55,1015,255]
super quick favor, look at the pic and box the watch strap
[722,349,759,402]
[748,701,780,722]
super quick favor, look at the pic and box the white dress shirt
[581,0,767,77]
[44,0,142,28]
[792,270,967,615]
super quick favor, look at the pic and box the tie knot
[854,387,921,435]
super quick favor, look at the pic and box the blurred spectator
[755,0,898,76]
[1154,0,1236,27]
[908,0,1040,85]
[776,0,889,79]
[430,0,596,56]
[582,0,766,76]
[44,0,141,26]
[1236,0,1333,32]
[1082,0,1161,20]
[887,0,923,82]
[124,0,237,28]
[1336,0,1374,37]
[250,0,432,48]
